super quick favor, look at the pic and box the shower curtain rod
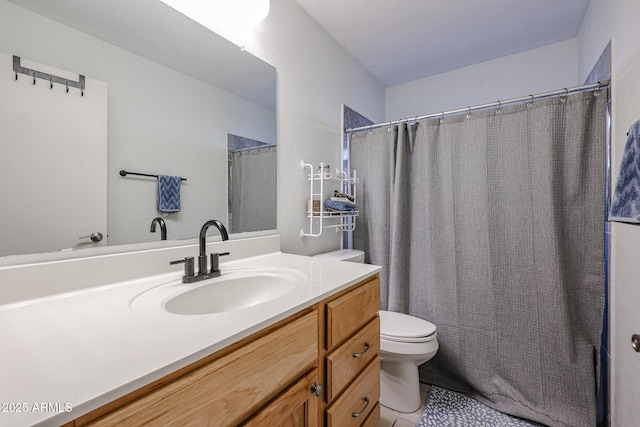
[231,143,276,154]
[345,80,610,133]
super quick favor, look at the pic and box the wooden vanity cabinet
[65,273,381,427]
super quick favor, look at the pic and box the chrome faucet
[150,217,167,240]
[170,219,229,283]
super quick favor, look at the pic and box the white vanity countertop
[0,251,380,427]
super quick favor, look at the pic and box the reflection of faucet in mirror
[150,217,167,240]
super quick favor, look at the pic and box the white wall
[578,1,640,425]
[0,0,275,248]
[385,39,578,120]
[242,0,386,255]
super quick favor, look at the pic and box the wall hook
[49,75,53,89]
[66,81,69,93]
[32,72,36,85]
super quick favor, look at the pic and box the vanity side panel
[80,309,317,427]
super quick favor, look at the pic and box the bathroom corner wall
[578,0,640,424]
[240,0,386,256]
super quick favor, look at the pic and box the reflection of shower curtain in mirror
[229,147,276,233]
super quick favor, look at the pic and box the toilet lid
[380,310,437,339]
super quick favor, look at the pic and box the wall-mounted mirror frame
[0,0,277,264]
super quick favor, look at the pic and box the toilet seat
[380,310,437,341]
[381,333,437,343]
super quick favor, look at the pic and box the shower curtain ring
[495,101,502,114]
[440,112,444,123]
[561,88,568,102]
[527,95,534,107]
[368,125,373,135]
[594,82,601,96]
[387,122,392,132]
[466,107,471,118]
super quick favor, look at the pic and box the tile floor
[380,383,431,427]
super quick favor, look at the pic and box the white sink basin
[130,267,308,316]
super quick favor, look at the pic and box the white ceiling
[293,0,591,87]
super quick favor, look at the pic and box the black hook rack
[13,56,85,96]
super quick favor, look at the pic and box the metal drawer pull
[353,342,371,358]
[352,397,370,418]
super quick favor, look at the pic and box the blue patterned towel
[157,175,181,212]
[610,119,640,223]
[324,198,356,211]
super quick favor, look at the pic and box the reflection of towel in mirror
[611,119,640,223]
[157,175,181,212]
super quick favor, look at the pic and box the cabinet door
[242,370,319,427]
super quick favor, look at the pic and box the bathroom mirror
[0,0,277,259]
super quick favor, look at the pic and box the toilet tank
[313,249,365,263]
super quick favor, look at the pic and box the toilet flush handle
[632,334,640,352]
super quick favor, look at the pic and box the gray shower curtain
[352,90,607,427]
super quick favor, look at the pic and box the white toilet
[314,249,439,413]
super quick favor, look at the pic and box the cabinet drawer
[85,311,318,427]
[361,402,380,427]
[326,317,380,401]
[326,277,379,349]
[325,358,380,427]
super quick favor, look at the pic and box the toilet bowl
[379,310,438,413]
[313,249,439,413]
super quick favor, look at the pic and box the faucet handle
[210,252,230,273]
[170,257,195,279]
